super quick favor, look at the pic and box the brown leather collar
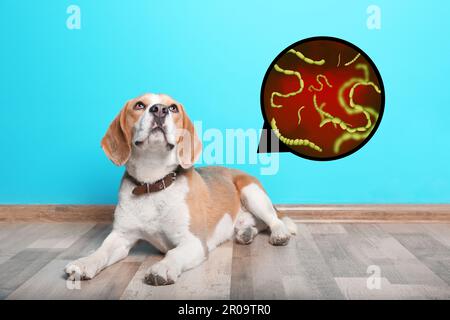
[126,171,177,196]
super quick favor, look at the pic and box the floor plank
[306,223,348,234]
[28,223,95,249]
[0,248,62,299]
[0,223,30,241]
[423,224,450,247]
[285,224,345,299]
[8,258,140,300]
[390,233,450,286]
[239,233,287,299]
[311,232,368,278]
[230,243,254,299]
[57,223,112,260]
[334,277,425,300]
[121,242,233,300]
[0,223,55,256]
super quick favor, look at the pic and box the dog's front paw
[144,261,180,286]
[64,257,100,280]
[269,221,291,246]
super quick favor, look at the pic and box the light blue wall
[1,0,449,204]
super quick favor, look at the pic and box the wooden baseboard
[0,204,449,223]
[278,204,450,223]
[0,205,114,222]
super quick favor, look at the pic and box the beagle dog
[65,93,297,286]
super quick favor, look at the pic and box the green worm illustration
[270,64,304,108]
[288,49,325,66]
[308,74,333,92]
[344,53,361,66]
[271,118,322,152]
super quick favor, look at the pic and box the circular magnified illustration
[261,36,385,160]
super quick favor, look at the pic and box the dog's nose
[149,104,168,118]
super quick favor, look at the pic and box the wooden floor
[1,222,449,300]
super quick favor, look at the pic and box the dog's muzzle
[149,104,168,127]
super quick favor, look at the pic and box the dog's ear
[101,103,132,166]
[177,105,202,169]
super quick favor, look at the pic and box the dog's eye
[168,104,179,113]
[134,102,146,110]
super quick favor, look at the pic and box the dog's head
[101,93,202,169]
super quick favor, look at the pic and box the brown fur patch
[184,167,245,245]
[232,171,264,193]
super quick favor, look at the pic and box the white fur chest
[113,175,191,253]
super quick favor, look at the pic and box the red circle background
[262,39,383,159]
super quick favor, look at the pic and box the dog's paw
[144,261,180,286]
[269,221,291,246]
[64,257,100,281]
[235,226,258,245]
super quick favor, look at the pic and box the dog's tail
[275,206,298,235]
